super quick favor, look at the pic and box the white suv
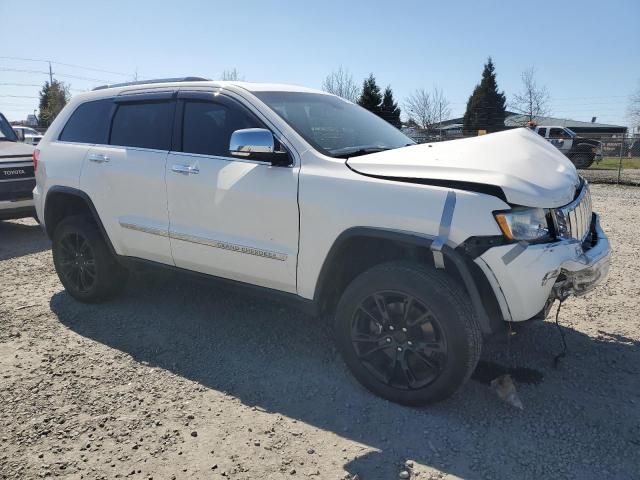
[33,78,611,405]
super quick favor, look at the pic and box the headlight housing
[494,207,553,242]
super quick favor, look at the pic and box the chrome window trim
[168,150,276,166]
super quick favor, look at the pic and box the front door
[165,92,299,293]
[549,127,573,154]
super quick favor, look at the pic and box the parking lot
[1,184,639,480]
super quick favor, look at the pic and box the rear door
[165,91,299,293]
[80,92,176,265]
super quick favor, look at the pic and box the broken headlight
[494,207,552,242]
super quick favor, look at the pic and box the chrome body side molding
[119,220,287,261]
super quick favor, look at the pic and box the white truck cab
[532,125,602,168]
[33,78,611,405]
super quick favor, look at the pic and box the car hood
[0,141,35,161]
[346,128,580,208]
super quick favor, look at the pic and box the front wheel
[571,152,594,169]
[334,261,482,406]
[52,215,127,303]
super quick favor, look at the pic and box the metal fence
[405,129,640,186]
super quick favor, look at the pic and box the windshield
[564,128,576,137]
[0,113,18,141]
[253,91,414,158]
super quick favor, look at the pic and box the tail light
[33,148,40,172]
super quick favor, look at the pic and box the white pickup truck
[0,112,36,221]
[33,78,611,405]
[532,125,602,168]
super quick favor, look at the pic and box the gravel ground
[1,184,639,480]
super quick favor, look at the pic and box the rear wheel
[334,261,482,406]
[571,152,594,169]
[52,215,127,303]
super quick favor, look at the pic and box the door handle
[171,164,199,175]
[88,153,109,163]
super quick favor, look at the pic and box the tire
[334,261,482,406]
[52,215,127,303]
[571,152,594,169]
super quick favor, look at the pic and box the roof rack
[93,77,210,91]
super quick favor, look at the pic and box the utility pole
[49,61,53,84]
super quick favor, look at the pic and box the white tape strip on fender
[430,190,456,269]
[501,240,529,265]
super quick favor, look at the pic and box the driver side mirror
[229,128,291,167]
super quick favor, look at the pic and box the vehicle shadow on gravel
[0,219,50,261]
[50,269,640,479]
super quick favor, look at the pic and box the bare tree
[404,88,434,129]
[404,87,451,130]
[432,87,451,131]
[510,67,551,125]
[628,81,640,130]
[321,66,360,103]
[221,68,243,81]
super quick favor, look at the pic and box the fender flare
[313,227,496,334]
[44,186,117,255]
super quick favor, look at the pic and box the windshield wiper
[332,146,393,159]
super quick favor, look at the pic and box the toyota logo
[3,169,26,176]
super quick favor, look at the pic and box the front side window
[181,100,263,157]
[59,99,112,144]
[550,128,569,139]
[110,101,172,150]
[253,91,413,158]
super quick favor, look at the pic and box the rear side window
[537,128,546,137]
[110,101,172,150]
[59,99,112,144]
[181,100,263,157]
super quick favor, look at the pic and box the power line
[0,95,39,99]
[0,82,42,87]
[0,82,87,93]
[0,67,115,84]
[0,56,130,77]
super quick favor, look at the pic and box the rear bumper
[0,198,35,220]
[475,213,611,322]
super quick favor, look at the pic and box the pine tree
[380,86,401,127]
[358,74,383,116]
[463,58,507,133]
[38,80,70,127]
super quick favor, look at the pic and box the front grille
[553,181,592,242]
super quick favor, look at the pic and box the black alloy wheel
[351,291,448,390]
[52,215,127,303]
[57,232,97,294]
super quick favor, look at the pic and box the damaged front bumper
[552,215,610,299]
[474,214,611,322]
